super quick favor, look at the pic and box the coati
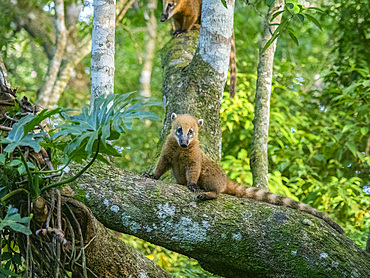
[160,0,237,98]
[160,0,202,36]
[148,113,344,234]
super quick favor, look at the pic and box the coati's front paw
[143,173,156,179]
[197,193,208,200]
[173,30,186,37]
[197,192,217,200]
[186,183,199,193]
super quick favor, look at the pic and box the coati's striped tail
[226,181,344,234]
[229,29,237,99]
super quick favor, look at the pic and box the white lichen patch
[291,250,297,256]
[232,233,242,241]
[103,199,109,206]
[143,225,153,232]
[169,58,186,66]
[170,216,209,251]
[110,205,119,213]
[320,253,328,259]
[157,203,176,219]
[138,272,148,278]
[121,213,141,233]
[202,220,210,229]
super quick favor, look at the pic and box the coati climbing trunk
[160,0,235,162]
[250,0,285,189]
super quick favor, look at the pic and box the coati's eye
[188,129,194,135]
[176,127,182,134]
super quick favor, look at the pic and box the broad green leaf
[271,10,284,21]
[296,13,304,22]
[307,7,324,13]
[314,154,325,161]
[8,160,22,167]
[288,30,299,46]
[0,267,19,277]
[220,0,227,8]
[266,0,275,7]
[360,127,368,135]
[0,153,5,164]
[305,14,323,31]
[345,141,358,157]
[286,3,294,9]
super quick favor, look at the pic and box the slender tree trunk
[139,0,158,97]
[37,0,68,109]
[90,0,116,105]
[250,1,284,189]
[0,55,11,91]
[49,41,92,105]
[159,0,235,161]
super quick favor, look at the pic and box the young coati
[149,113,344,234]
[160,0,237,98]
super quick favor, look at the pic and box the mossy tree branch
[70,163,370,278]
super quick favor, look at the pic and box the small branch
[0,125,12,131]
[115,0,137,26]
[121,25,142,64]
[0,188,30,203]
[41,138,100,192]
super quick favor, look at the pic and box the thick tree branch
[70,163,370,277]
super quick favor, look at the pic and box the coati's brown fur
[160,0,237,98]
[150,113,344,234]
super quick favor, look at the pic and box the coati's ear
[198,119,204,127]
[171,113,177,121]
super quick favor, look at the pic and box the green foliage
[0,205,30,277]
[0,205,32,236]
[121,234,221,277]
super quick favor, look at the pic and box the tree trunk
[139,0,158,97]
[250,1,285,189]
[159,0,235,161]
[69,163,370,278]
[90,0,116,105]
[37,0,68,109]
[49,40,92,106]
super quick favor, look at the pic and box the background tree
[250,0,284,189]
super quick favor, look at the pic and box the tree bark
[250,1,285,189]
[139,0,158,97]
[159,0,235,161]
[90,0,116,106]
[69,163,370,278]
[62,198,170,278]
[37,0,68,109]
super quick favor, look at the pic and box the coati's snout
[161,2,176,21]
[160,13,167,22]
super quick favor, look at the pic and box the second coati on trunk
[160,0,237,98]
[148,113,344,234]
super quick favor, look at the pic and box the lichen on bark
[70,163,370,278]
